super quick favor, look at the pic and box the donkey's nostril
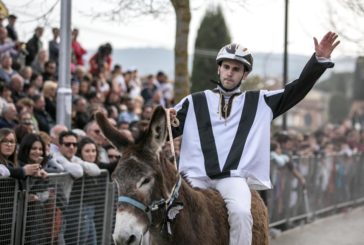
[127,234,136,244]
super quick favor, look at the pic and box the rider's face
[218,59,247,90]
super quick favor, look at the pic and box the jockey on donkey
[97,31,339,245]
[96,107,269,245]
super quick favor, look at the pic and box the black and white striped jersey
[173,54,334,190]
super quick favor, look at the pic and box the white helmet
[216,43,253,72]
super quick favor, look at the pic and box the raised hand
[313,32,340,58]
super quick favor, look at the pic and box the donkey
[96,106,269,245]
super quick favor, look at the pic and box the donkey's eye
[141,178,151,186]
[137,176,154,190]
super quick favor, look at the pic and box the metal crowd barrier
[1,154,364,244]
[0,170,114,245]
[268,153,364,228]
[0,177,18,245]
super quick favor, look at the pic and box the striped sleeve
[172,96,190,138]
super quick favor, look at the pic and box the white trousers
[189,177,252,245]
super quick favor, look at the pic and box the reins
[166,108,179,171]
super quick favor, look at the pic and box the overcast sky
[4,0,362,58]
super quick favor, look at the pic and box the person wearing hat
[170,32,340,245]
[6,14,17,41]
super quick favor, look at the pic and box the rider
[171,32,339,245]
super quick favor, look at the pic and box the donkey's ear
[95,111,134,150]
[146,106,168,153]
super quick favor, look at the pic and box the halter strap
[118,174,183,225]
[118,196,152,222]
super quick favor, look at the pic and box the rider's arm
[263,54,334,119]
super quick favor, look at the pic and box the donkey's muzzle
[113,233,142,245]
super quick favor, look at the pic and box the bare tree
[170,0,191,102]
[328,0,364,54]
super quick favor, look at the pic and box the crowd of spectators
[0,14,175,180]
[0,14,175,244]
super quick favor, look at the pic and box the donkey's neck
[150,173,230,245]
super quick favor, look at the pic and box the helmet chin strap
[209,73,245,93]
[209,79,242,92]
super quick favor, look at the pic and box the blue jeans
[80,205,97,245]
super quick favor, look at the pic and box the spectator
[0,54,17,83]
[141,104,154,121]
[0,27,18,58]
[16,97,39,131]
[31,48,48,74]
[0,128,42,179]
[0,103,18,129]
[106,104,119,121]
[42,60,57,81]
[77,137,119,175]
[53,131,101,179]
[19,133,63,174]
[38,131,52,156]
[95,71,110,99]
[89,43,112,76]
[49,124,68,155]
[72,65,86,84]
[19,66,33,85]
[18,110,36,133]
[72,96,89,129]
[105,144,120,166]
[141,74,157,104]
[29,72,43,91]
[54,132,99,245]
[48,27,60,64]
[17,134,49,176]
[0,83,12,107]
[71,79,79,96]
[32,94,54,133]
[133,95,144,116]
[128,67,141,98]
[111,64,126,94]
[105,91,121,108]
[14,124,32,144]
[74,136,105,245]
[9,74,25,102]
[72,128,87,139]
[151,90,163,107]
[43,80,57,121]
[84,120,109,163]
[36,131,67,243]
[78,75,92,97]
[25,26,44,66]
[118,96,139,124]
[156,70,173,107]
[5,14,18,42]
[17,133,56,245]
[71,28,87,66]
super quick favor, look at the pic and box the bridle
[118,174,182,227]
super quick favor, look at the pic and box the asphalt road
[270,206,364,245]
